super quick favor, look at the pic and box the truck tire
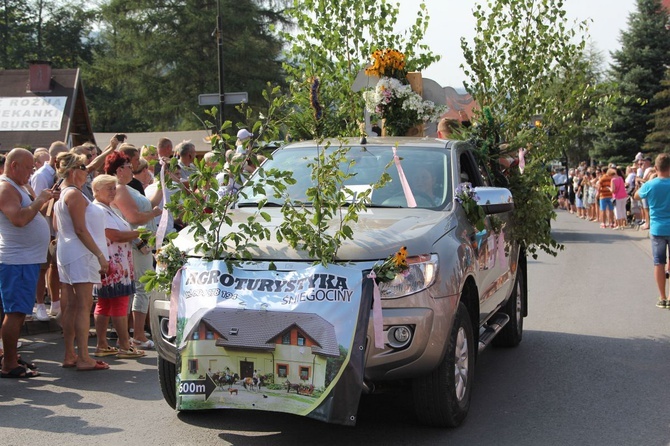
[492,267,525,348]
[412,302,475,427]
[158,356,177,409]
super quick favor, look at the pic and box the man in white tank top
[0,148,56,378]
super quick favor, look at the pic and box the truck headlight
[378,254,438,299]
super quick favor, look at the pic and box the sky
[396,0,638,88]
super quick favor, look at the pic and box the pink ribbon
[393,147,416,208]
[167,266,185,337]
[155,158,170,250]
[518,148,526,174]
[367,271,385,349]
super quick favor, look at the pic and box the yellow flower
[392,246,408,268]
[365,48,407,78]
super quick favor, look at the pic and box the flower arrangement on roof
[362,49,447,136]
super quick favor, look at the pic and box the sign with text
[174,259,370,425]
[0,96,67,132]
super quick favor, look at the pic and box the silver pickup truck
[150,136,527,427]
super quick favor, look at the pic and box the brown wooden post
[406,72,424,136]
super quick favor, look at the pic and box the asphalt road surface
[1,211,669,445]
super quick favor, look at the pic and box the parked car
[150,136,527,427]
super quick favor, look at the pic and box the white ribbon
[167,266,185,337]
[155,159,170,249]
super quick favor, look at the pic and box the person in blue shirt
[635,153,670,308]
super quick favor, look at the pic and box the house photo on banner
[172,260,371,426]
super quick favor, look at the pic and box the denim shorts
[599,198,614,211]
[651,235,670,266]
[0,263,40,314]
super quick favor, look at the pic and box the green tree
[280,0,440,139]
[0,0,97,69]
[597,0,670,162]
[644,69,670,153]
[39,2,98,68]
[460,0,599,257]
[0,0,35,68]
[85,0,287,132]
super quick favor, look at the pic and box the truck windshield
[237,144,451,209]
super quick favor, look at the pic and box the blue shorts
[0,263,40,314]
[651,235,670,266]
[599,198,614,211]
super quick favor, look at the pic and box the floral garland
[141,242,188,293]
[362,49,447,136]
[455,182,486,232]
[371,246,410,283]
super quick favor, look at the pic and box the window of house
[282,332,290,345]
[277,364,288,378]
[299,366,309,380]
[205,329,214,340]
[192,331,200,340]
[297,333,305,346]
[188,359,198,374]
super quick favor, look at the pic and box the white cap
[236,129,253,140]
[634,152,643,161]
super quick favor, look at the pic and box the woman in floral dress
[91,174,145,359]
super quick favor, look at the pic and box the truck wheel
[412,302,475,427]
[158,356,177,409]
[493,267,525,348]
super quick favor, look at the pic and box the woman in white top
[54,151,110,371]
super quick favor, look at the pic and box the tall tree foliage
[460,0,599,257]
[597,0,670,162]
[280,0,440,139]
[645,69,670,152]
[0,0,96,69]
[0,0,36,68]
[85,0,288,132]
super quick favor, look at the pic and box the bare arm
[87,137,119,172]
[105,228,140,243]
[0,182,53,227]
[112,185,161,225]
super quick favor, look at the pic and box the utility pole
[216,0,225,130]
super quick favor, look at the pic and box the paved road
[1,211,669,445]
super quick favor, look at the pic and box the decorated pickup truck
[149,136,526,427]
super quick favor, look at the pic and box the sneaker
[132,339,154,349]
[656,300,668,308]
[49,301,61,317]
[35,304,50,321]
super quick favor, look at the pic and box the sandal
[94,346,119,357]
[116,346,146,359]
[1,365,40,378]
[77,360,110,371]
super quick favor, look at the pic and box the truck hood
[172,206,455,262]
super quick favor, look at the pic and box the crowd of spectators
[553,152,656,231]
[0,130,253,377]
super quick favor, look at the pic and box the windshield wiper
[365,204,403,208]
